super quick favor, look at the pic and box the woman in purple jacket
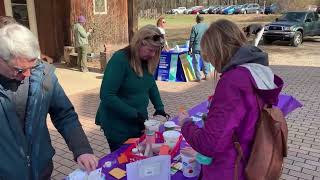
[179,19,283,180]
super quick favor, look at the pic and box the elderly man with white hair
[0,23,97,179]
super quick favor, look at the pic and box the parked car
[264,3,280,14]
[208,5,223,14]
[316,6,320,13]
[184,6,199,14]
[234,4,248,14]
[171,7,187,14]
[263,11,320,47]
[199,6,216,14]
[222,5,237,15]
[260,6,265,14]
[243,3,260,14]
[217,6,228,14]
[165,9,172,14]
[191,6,205,14]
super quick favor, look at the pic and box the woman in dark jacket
[96,25,170,151]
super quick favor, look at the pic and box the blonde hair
[200,19,247,72]
[128,24,164,77]
[156,17,165,27]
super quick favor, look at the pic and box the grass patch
[139,14,280,46]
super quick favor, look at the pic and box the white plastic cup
[163,130,181,148]
[144,120,160,135]
[181,153,201,178]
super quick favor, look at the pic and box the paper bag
[126,155,171,180]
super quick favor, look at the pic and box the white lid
[144,120,161,131]
[144,120,160,126]
[164,121,178,128]
[191,116,202,122]
[132,148,139,154]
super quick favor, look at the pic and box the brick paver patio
[48,64,320,179]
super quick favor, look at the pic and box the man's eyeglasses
[13,59,40,74]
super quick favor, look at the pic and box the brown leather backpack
[233,99,288,180]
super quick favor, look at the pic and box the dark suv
[263,11,320,47]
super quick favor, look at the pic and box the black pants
[107,138,123,152]
[40,161,54,180]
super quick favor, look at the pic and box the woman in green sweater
[96,25,170,151]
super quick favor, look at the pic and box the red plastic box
[124,132,183,162]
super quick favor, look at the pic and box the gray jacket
[189,22,208,53]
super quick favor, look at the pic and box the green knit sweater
[95,49,164,145]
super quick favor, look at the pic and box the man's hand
[188,48,192,55]
[88,28,93,33]
[77,154,98,172]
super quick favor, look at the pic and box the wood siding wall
[70,0,129,53]
[0,1,5,16]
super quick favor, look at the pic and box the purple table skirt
[97,94,302,180]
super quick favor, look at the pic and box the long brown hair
[200,19,247,72]
[127,25,164,77]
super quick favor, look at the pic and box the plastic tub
[181,153,201,177]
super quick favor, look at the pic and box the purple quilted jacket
[182,45,284,180]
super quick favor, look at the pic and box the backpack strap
[233,94,266,180]
[233,134,245,180]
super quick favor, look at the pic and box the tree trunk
[128,0,138,42]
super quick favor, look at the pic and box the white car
[172,7,187,14]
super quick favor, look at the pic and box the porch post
[3,0,13,16]
[26,0,38,38]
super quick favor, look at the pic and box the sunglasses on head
[144,34,165,49]
[145,34,164,41]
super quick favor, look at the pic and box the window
[11,0,29,27]
[313,12,319,21]
[93,0,107,14]
[306,13,314,21]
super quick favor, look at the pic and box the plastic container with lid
[181,152,201,178]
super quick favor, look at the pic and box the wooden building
[0,0,138,61]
